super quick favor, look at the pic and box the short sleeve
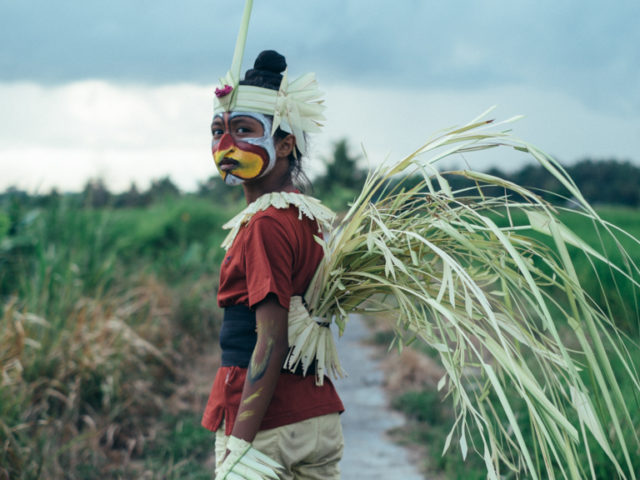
[243,216,295,310]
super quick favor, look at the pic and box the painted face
[211,112,276,185]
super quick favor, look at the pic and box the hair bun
[240,50,287,90]
[254,50,287,74]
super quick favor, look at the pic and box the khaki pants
[215,413,343,479]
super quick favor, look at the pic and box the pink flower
[215,85,233,98]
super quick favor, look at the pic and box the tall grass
[390,331,640,479]
[0,195,234,478]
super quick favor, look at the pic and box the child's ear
[276,134,295,158]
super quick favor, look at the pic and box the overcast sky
[2,0,639,192]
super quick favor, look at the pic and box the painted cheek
[214,149,268,181]
[235,142,270,178]
[211,129,272,183]
[221,140,271,180]
[232,151,267,179]
[213,148,228,167]
[212,147,230,181]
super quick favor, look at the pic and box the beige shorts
[215,413,343,480]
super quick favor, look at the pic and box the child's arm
[231,293,289,443]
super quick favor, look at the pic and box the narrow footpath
[335,315,425,480]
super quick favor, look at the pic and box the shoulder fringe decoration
[221,191,335,251]
[212,0,325,156]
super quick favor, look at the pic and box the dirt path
[335,315,425,480]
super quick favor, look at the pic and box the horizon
[3,156,637,199]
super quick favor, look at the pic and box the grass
[3,177,639,479]
[379,205,640,479]
[392,390,488,479]
[490,205,640,334]
[310,118,640,477]
[0,195,238,479]
[390,337,640,479]
[134,413,214,480]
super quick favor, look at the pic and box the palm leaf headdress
[213,0,325,156]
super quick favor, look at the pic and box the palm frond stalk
[305,111,640,479]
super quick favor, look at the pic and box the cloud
[0,81,215,192]
[320,81,640,177]
[3,79,638,194]
[1,146,211,194]
[0,81,213,149]
[2,0,638,116]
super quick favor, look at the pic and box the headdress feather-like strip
[229,0,253,85]
[216,0,253,111]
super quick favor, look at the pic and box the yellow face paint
[213,143,268,182]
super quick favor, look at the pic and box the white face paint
[211,111,277,186]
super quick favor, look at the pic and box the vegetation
[313,139,367,211]
[388,334,640,479]
[1,135,639,478]
[0,193,234,479]
[383,207,640,478]
[306,118,640,478]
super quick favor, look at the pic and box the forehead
[213,111,270,125]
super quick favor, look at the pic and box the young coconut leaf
[303,111,640,479]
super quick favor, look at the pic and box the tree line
[482,158,640,207]
[1,142,639,211]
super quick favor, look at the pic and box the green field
[1,194,639,478]
[0,195,238,479]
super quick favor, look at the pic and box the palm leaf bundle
[305,110,640,479]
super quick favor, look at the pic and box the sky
[1,0,639,193]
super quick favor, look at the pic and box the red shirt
[202,203,344,434]
[217,205,323,310]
